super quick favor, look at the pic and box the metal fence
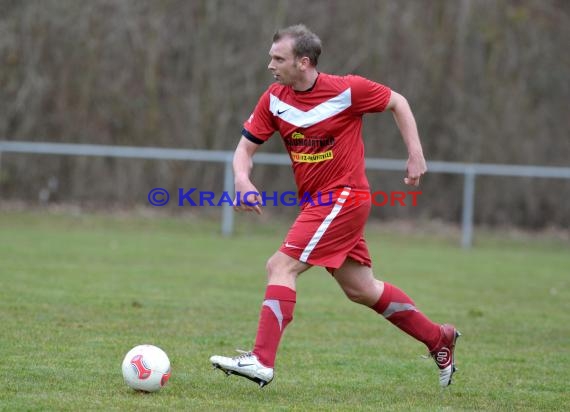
[1,140,569,248]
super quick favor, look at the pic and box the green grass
[0,210,569,411]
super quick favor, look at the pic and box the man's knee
[339,278,383,307]
[265,255,278,279]
[266,252,301,283]
[343,288,372,305]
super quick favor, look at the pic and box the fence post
[461,168,476,248]
[221,157,234,236]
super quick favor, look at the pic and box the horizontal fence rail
[1,141,570,247]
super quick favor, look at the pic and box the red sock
[253,285,296,368]
[372,282,441,351]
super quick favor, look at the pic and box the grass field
[0,210,569,411]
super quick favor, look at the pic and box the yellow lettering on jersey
[291,150,333,163]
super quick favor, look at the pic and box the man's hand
[404,153,427,187]
[233,179,263,215]
[233,137,263,214]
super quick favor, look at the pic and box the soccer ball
[121,344,171,392]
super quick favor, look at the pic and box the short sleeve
[242,91,276,144]
[348,75,391,115]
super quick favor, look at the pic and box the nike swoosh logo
[237,362,255,367]
[285,242,303,250]
[277,109,289,115]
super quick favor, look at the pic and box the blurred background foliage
[0,0,568,228]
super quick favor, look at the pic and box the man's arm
[233,136,263,214]
[385,91,427,187]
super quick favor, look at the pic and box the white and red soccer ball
[121,345,171,392]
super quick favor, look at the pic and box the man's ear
[297,56,310,70]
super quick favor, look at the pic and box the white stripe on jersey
[299,188,351,263]
[269,88,352,128]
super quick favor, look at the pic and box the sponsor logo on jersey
[285,133,335,148]
[291,150,333,163]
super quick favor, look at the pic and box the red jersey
[242,73,391,198]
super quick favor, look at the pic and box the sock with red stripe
[372,282,441,351]
[252,285,296,368]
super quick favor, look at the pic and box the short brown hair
[273,24,322,66]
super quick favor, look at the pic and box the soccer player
[210,24,460,388]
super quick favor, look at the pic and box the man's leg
[253,251,310,368]
[333,258,460,386]
[210,251,310,387]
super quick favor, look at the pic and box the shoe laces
[233,349,254,360]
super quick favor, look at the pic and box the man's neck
[292,70,319,92]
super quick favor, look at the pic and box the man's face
[267,37,301,86]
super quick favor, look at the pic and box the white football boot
[210,350,274,388]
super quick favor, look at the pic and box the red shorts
[279,187,372,271]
